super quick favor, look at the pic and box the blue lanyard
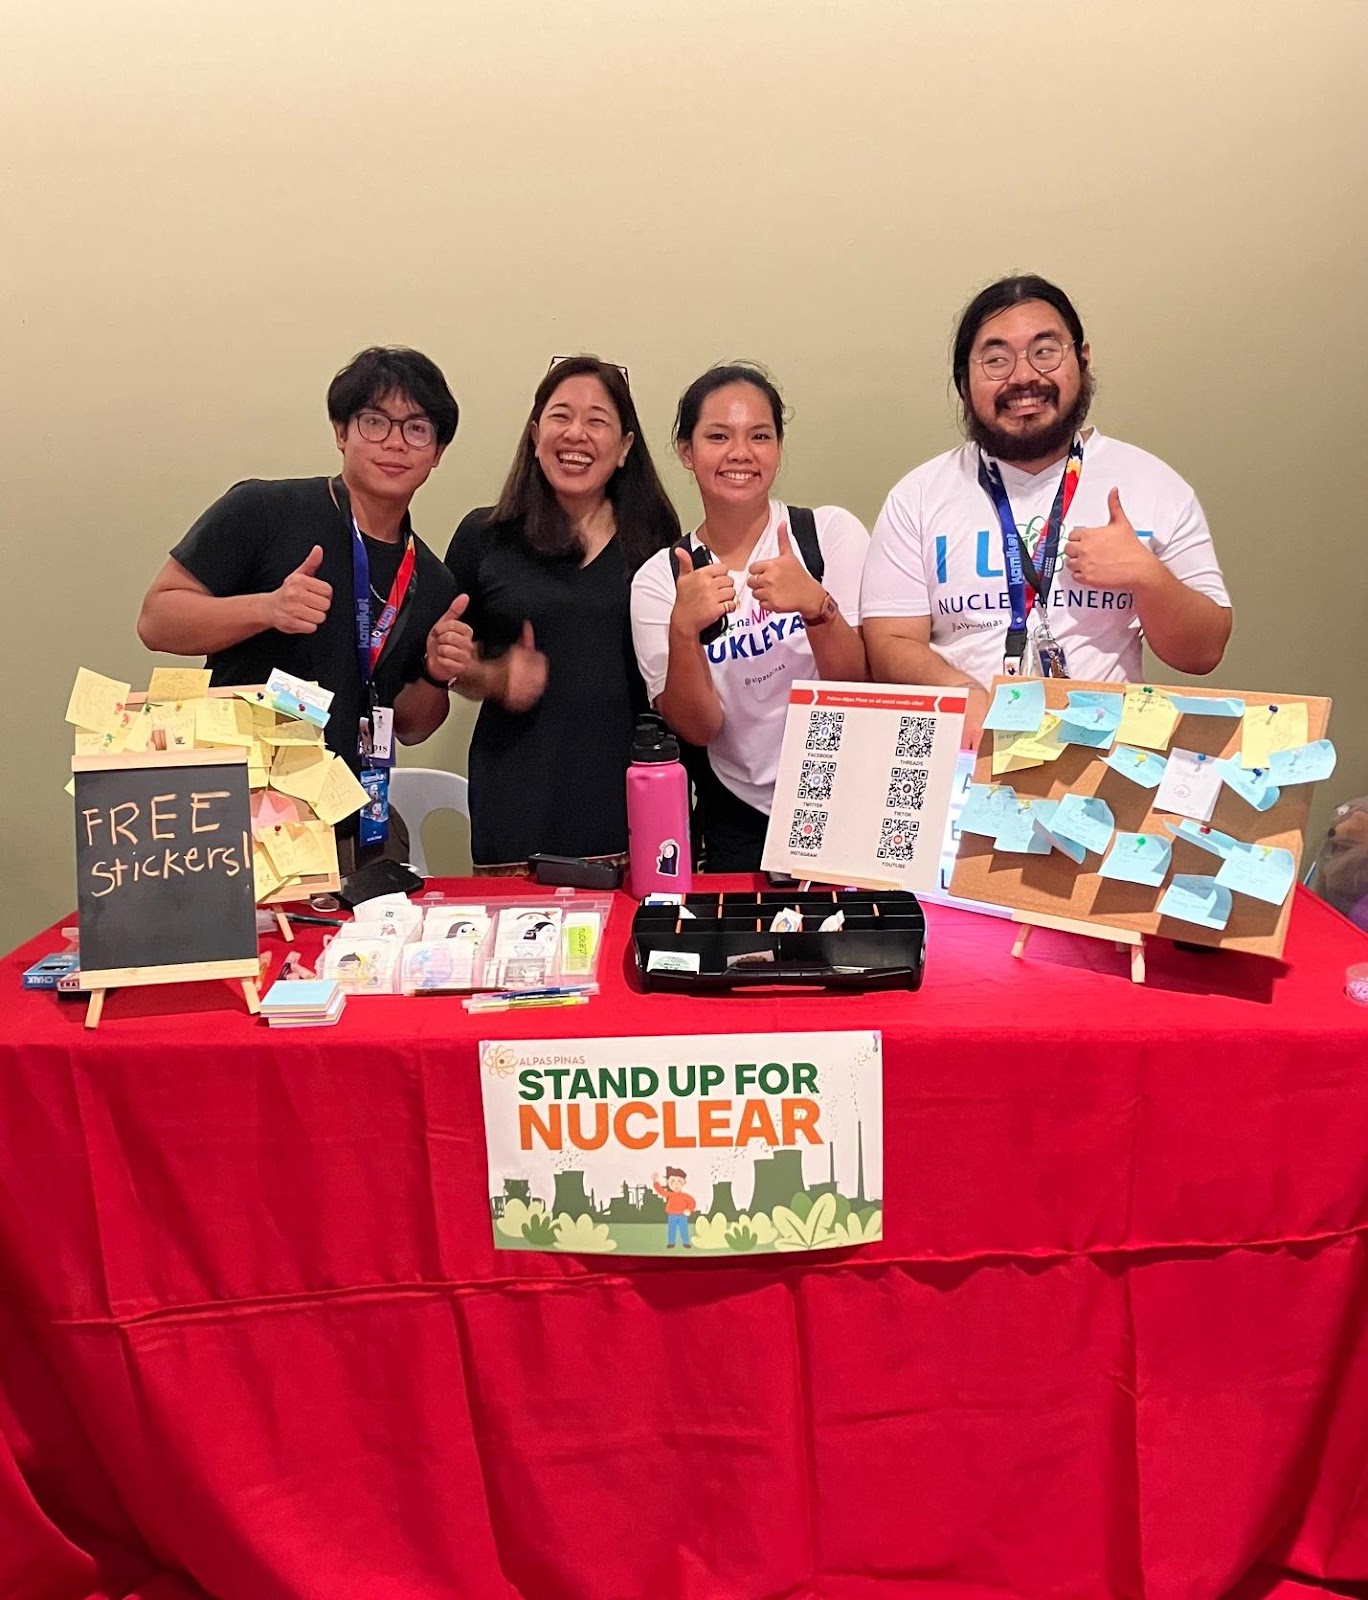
[976,435,1084,665]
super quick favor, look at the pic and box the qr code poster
[762,682,967,892]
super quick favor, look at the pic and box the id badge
[359,767,390,848]
[369,707,395,764]
[1030,620,1069,680]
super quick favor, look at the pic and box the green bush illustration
[789,1190,851,1227]
[831,1207,883,1246]
[771,1191,840,1251]
[725,1213,777,1252]
[553,1213,617,1253]
[495,1197,559,1249]
[690,1214,734,1251]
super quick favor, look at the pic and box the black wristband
[419,661,453,691]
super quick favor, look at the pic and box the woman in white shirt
[630,364,868,870]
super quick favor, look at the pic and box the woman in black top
[445,357,680,870]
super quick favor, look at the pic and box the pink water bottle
[627,714,693,898]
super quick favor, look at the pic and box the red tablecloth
[1,881,1367,1600]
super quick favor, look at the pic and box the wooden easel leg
[276,911,294,943]
[240,979,261,1016]
[1011,924,1033,960]
[1130,942,1147,985]
[84,990,106,1030]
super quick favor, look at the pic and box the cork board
[948,679,1331,959]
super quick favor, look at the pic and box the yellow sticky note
[269,743,332,807]
[259,724,324,748]
[147,667,212,702]
[252,840,298,903]
[63,777,76,797]
[991,729,1045,776]
[121,702,154,754]
[64,669,131,735]
[195,698,255,746]
[1117,687,1180,751]
[295,820,339,878]
[260,820,337,880]
[311,756,371,826]
[149,701,197,750]
[1010,712,1068,764]
[1241,702,1308,769]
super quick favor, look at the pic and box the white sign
[763,681,967,891]
[480,1031,882,1258]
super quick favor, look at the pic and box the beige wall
[3,0,1365,950]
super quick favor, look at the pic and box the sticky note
[1047,793,1116,856]
[64,669,131,735]
[1154,748,1222,823]
[251,789,303,832]
[1169,694,1246,719]
[1057,690,1123,736]
[984,680,1046,733]
[1116,687,1179,751]
[1241,702,1308,770]
[1031,800,1086,863]
[269,744,333,807]
[149,701,197,750]
[311,757,372,826]
[1099,832,1172,886]
[264,668,334,728]
[994,799,1054,854]
[991,731,1045,776]
[960,783,1018,837]
[1105,745,1168,789]
[121,703,155,754]
[1009,712,1069,764]
[259,724,325,748]
[147,667,212,702]
[1165,820,1242,860]
[1057,719,1117,751]
[1214,757,1280,812]
[1214,843,1297,907]
[1267,740,1337,786]
[195,698,255,746]
[1158,874,1233,931]
[63,777,75,797]
[252,840,297,903]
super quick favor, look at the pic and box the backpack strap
[786,506,823,582]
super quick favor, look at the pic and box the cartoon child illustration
[656,839,680,877]
[652,1167,696,1249]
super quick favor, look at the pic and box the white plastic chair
[388,767,470,875]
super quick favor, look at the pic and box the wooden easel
[80,959,263,1030]
[1011,909,1146,984]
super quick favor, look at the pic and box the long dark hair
[492,356,679,570]
[951,274,1088,402]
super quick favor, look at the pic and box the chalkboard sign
[73,748,259,987]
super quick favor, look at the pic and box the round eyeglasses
[354,410,437,449]
[974,338,1074,382]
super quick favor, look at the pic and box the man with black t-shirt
[138,346,474,861]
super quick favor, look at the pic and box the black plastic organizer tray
[632,889,926,993]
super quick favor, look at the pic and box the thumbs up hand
[499,620,549,713]
[747,521,826,619]
[268,545,333,634]
[668,546,736,639]
[423,593,474,687]
[1064,489,1162,592]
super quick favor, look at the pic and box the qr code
[805,710,846,753]
[798,759,836,802]
[789,809,827,853]
[885,765,929,812]
[895,714,936,761]
[876,815,920,865]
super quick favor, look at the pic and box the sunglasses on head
[547,355,630,386]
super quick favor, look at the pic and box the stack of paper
[259,979,345,1028]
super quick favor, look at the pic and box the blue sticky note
[1214,756,1280,812]
[984,680,1046,733]
[994,799,1053,854]
[1158,874,1233,931]
[1169,694,1247,718]
[1164,820,1243,860]
[1047,793,1116,856]
[1214,843,1297,906]
[1031,799,1086,863]
[1105,744,1168,788]
[1267,739,1337,786]
[1059,720,1117,750]
[1057,690,1123,734]
[960,783,1017,837]
[1099,832,1172,886]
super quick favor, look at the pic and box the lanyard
[350,522,416,682]
[976,435,1084,668]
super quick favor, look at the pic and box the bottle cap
[632,713,680,764]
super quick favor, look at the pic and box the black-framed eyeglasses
[354,409,437,448]
[548,355,630,386]
[974,338,1074,381]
